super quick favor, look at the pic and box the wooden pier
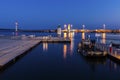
[34,36,71,43]
[0,36,71,68]
[0,39,41,67]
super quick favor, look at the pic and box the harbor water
[0,31,120,80]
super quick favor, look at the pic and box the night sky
[0,0,120,29]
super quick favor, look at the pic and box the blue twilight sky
[0,0,120,29]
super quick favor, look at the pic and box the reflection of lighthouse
[15,21,18,36]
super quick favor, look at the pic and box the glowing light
[43,42,48,51]
[63,44,67,59]
[68,32,75,39]
[95,29,98,32]
[68,24,71,30]
[82,32,85,40]
[68,32,71,38]
[82,24,85,29]
[64,32,67,39]
[64,24,67,29]
[71,24,73,29]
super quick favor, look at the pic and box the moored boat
[78,39,107,58]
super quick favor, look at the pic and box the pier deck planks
[0,39,41,67]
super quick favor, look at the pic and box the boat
[78,39,107,58]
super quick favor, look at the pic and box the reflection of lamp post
[102,24,106,44]
[95,33,100,43]
[88,35,90,40]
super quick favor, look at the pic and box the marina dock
[34,36,71,43]
[95,43,120,63]
[0,36,71,68]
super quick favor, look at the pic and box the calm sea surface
[0,31,120,80]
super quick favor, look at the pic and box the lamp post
[103,24,106,30]
[82,24,85,30]
[15,21,18,36]
[15,22,18,32]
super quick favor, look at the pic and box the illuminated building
[68,24,71,30]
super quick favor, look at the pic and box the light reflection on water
[43,42,48,51]
[0,32,120,80]
[63,44,67,59]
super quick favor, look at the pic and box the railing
[95,43,120,59]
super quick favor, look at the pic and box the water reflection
[101,33,106,44]
[79,52,120,72]
[63,32,75,59]
[82,32,85,40]
[43,42,48,51]
[84,57,107,72]
[15,32,18,36]
[108,60,120,72]
[63,44,67,59]
[70,39,74,55]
